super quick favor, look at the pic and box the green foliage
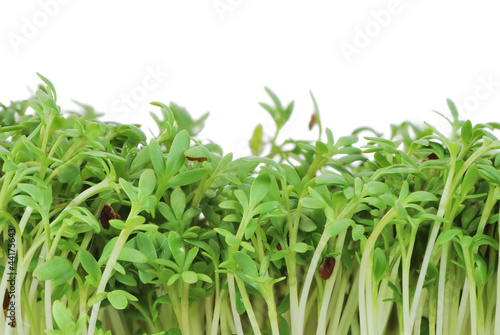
[1,76,500,335]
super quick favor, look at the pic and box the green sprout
[1,74,500,335]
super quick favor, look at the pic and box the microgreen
[1,74,500,335]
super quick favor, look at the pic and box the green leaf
[365,181,388,196]
[395,201,409,224]
[33,257,76,285]
[165,130,190,180]
[184,146,212,161]
[80,250,101,287]
[118,247,148,263]
[84,122,102,140]
[252,201,280,216]
[182,271,198,284]
[56,164,80,183]
[315,141,328,155]
[352,224,365,241]
[461,120,472,144]
[233,251,258,277]
[250,173,271,207]
[136,233,157,262]
[138,169,156,197]
[436,229,463,245]
[119,178,138,203]
[326,219,354,237]
[473,254,487,288]
[3,160,17,172]
[170,188,186,220]
[289,243,311,253]
[249,124,264,156]
[52,300,75,333]
[149,139,166,177]
[234,190,249,209]
[37,72,57,101]
[226,234,241,247]
[316,173,348,188]
[108,290,128,310]
[166,168,207,188]
[461,165,478,196]
[168,231,186,267]
[447,99,459,124]
[405,191,439,203]
[124,215,146,229]
[13,195,42,212]
[373,248,387,282]
[184,247,199,269]
[300,197,325,209]
[478,165,500,185]
[335,135,358,148]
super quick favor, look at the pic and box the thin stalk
[233,277,261,335]
[316,263,340,335]
[165,285,183,328]
[462,247,477,335]
[181,282,191,335]
[358,208,397,335]
[496,228,500,335]
[226,275,243,335]
[87,227,134,335]
[484,277,496,335]
[368,274,378,335]
[456,279,469,334]
[476,286,484,335]
[409,156,456,330]
[262,282,280,335]
[21,284,37,335]
[128,301,157,333]
[336,269,359,335]
[211,283,224,335]
[298,193,362,335]
[280,176,299,332]
[443,260,455,334]
[327,268,350,335]
[297,231,329,334]
[205,294,213,335]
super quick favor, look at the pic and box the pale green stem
[496,224,500,335]
[87,227,134,335]
[297,231,329,335]
[181,282,191,335]
[336,269,359,335]
[226,275,243,335]
[462,246,477,335]
[358,208,397,335]
[233,277,261,335]
[316,263,340,335]
[409,157,456,330]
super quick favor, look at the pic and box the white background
[1,0,500,157]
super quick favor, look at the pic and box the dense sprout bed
[1,74,500,335]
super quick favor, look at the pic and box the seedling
[0,74,500,335]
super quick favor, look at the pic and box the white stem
[226,275,243,335]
